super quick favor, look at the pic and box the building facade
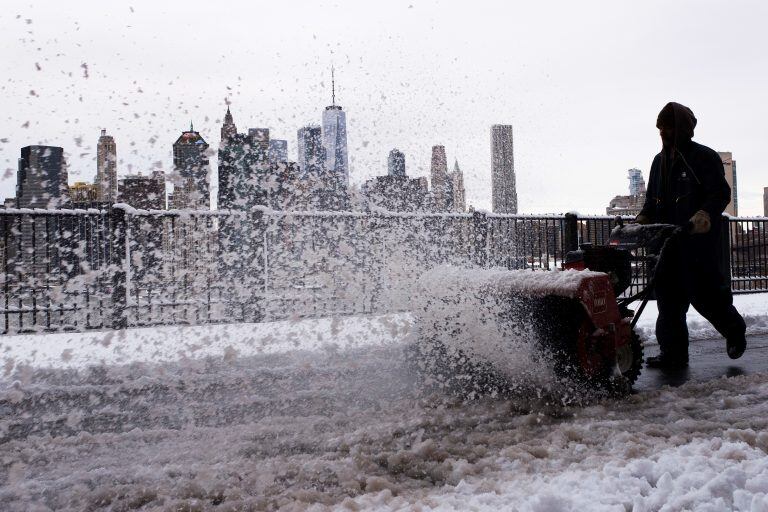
[118,171,166,210]
[268,139,289,164]
[719,152,738,216]
[430,145,451,211]
[69,182,99,205]
[17,145,69,209]
[388,149,406,177]
[764,187,768,217]
[450,160,466,212]
[95,129,118,203]
[491,124,517,214]
[171,123,210,209]
[628,168,646,196]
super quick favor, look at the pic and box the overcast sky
[1,0,766,215]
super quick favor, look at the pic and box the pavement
[635,333,768,390]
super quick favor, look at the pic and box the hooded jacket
[639,102,731,232]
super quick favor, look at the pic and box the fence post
[563,212,579,254]
[110,206,128,329]
[720,214,732,290]
[472,211,488,267]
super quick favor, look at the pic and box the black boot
[726,331,746,360]
[646,354,688,369]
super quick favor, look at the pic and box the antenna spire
[190,120,194,132]
[331,66,336,107]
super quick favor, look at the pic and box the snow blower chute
[412,222,684,393]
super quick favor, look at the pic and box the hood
[656,102,697,148]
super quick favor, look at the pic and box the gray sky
[1,0,766,215]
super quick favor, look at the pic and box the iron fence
[1,206,766,335]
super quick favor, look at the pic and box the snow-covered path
[1,295,767,511]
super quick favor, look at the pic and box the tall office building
[718,152,738,216]
[17,145,69,208]
[15,146,69,274]
[628,168,646,196]
[430,145,451,211]
[321,68,349,187]
[95,129,118,203]
[388,149,406,177]
[217,110,271,210]
[491,124,518,214]
[171,123,210,209]
[221,106,237,142]
[297,125,326,178]
[764,187,768,217]
[268,139,289,164]
[450,160,466,212]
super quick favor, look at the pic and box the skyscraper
[719,152,738,216]
[15,146,69,273]
[321,68,349,187]
[491,124,518,214]
[763,187,768,217]
[450,160,466,212]
[220,106,237,142]
[17,145,69,208]
[268,139,288,164]
[388,149,406,177]
[217,109,271,210]
[627,168,646,196]
[430,145,451,211]
[95,129,117,203]
[297,125,326,178]
[171,123,210,209]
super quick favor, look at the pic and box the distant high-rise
[763,187,768,217]
[268,139,289,164]
[719,152,738,216]
[450,160,466,212]
[217,109,271,210]
[388,149,406,177]
[220,106,237,143]
[430,145,451,211]
[491,125,517,214]
[628,168,646,196]
[171,123,210,209]
[322,67,349,187]
[17,145,69,208]
[96,129,117,203]
[297,125,326,178]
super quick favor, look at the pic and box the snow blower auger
[411,222,684,397]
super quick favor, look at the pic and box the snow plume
[412,265,604,396]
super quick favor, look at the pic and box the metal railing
[1,206,766,335]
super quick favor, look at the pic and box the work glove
[689,210,711,234]
[635,214,651,225]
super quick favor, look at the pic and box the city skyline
[0,1,766,215]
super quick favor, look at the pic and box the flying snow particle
[81,62,89,78]
[35,62,41,71]
[21,121,29,128]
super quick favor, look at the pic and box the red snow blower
[411,222,685,395]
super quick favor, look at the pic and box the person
[636,102,746,369]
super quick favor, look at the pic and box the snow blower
[411,222,685,395]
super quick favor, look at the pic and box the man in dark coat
[636,102,746,369]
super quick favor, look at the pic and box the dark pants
[654,237,745,360]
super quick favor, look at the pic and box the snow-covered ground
[0,294,767,510]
